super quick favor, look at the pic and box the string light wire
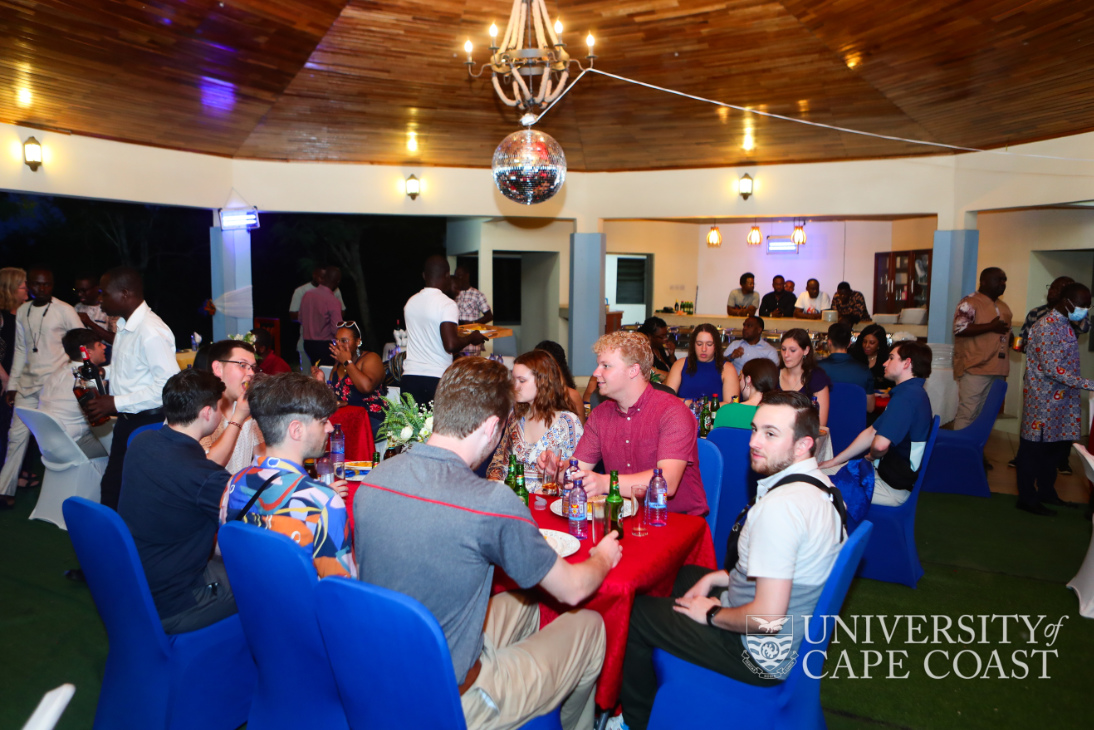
[530,68,1094,163]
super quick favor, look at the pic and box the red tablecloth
[329,405,375,462]
[497,501,717,709]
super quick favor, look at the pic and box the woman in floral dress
[486,349,583,484]
[311,323,387,436]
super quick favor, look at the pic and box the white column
[209,225,254,342]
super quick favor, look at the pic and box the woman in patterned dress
[486,349,583,484]
[311,323,387,436]
[0,268,27,498]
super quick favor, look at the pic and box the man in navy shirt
[118,369,236,633]
[819,341,933,506]
[818,323,876,413]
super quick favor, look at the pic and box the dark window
[616,258,646,304]
[492,256,522,324]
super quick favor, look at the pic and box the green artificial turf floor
[1,482,1091,729]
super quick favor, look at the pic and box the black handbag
[723,473,848,572]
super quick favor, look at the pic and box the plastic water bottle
[560,458,579,517]
[330,425,345,479]
[648,468,668,527]
[568,478,589,540]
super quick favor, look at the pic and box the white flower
[399,425,414,441]
[424,416,433,432]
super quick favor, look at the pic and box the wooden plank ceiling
[2,0,1093,171]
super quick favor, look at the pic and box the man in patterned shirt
[830,282,871,325]
[1013,282,1094,516]
[220,372,355,577]
[453,266,493,357]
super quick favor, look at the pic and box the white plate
[549,498,634,520]
[539,529,580,558]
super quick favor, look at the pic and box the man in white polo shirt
[620,391,845,730]
[401,255,486,406]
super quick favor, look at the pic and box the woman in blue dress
[665,322,739,405]
[311,323,387,436]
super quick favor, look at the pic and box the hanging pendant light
[706,225,722,247]
[792,220,807,246]
[746,224,762,246]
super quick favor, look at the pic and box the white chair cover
[15,408,107,530]
[1067,444,1094,618]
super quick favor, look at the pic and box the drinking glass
[530,466,548,511]
[315,456,333,486]
[540,449,560,497]
[630,485,649,537]
[588,496,608,543]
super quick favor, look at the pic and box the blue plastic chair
[922,379,1006,498]
[218,522,348,730]
[696,437,723,538]
[315,578,562,730]
[127,421,165,448]
[706,427,756,567]
[827,382,867,457]
[857,416,940,588]
[647,522,874,730]
[62,497,255,730]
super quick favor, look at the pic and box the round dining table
[494,499,717,710]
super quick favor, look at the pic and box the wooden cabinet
[874,250,932,315]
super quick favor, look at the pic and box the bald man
[401,256,486,405]
[952,267,1012,431]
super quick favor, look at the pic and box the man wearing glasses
[201,339,264,475]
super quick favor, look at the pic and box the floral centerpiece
[228,332,257,345]
[378,392,434,451]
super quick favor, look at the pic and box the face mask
[1069,306,1088,322]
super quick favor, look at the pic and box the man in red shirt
[252,328,291,375]
[571,331,708,516]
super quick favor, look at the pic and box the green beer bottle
[606,470,624,540]
[505,455,518,491]
[515,465,529,506]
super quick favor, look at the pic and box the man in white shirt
[74,272,117,345]
[39,329,109,459]
[794,279,831,320]
[289,266,345,370]
[401,256,486,406]
[0,267,83,505]
[85,267,180,510]
[620,391,845,730]
[725,316,779,368]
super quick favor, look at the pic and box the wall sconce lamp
[23,137,42,171]
[405,174,421,200]
[746,224,762,246]
[706,225,722,247]
[739,173,753,200]
[792,220,807,245]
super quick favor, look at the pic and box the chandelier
[464,0,596,121]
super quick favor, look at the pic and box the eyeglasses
[218,359,257,373]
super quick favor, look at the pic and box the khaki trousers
[461,591,605,730]
[953,373,1003,431]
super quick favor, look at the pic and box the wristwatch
[706,605,721,627]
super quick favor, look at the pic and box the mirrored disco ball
[492,129,567,205]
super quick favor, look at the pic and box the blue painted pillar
[569,232,606,376]
[927,229,979,344]
[209,226,254,342]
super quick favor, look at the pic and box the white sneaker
[604,714,628,730]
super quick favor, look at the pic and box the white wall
[603,220,698,313]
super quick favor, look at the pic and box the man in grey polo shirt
[355,357,622,730]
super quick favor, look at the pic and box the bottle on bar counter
[73,346,110,427]
[606,470,624,540]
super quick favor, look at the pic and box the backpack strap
[771,472,849,542]
[233,473,282,522]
